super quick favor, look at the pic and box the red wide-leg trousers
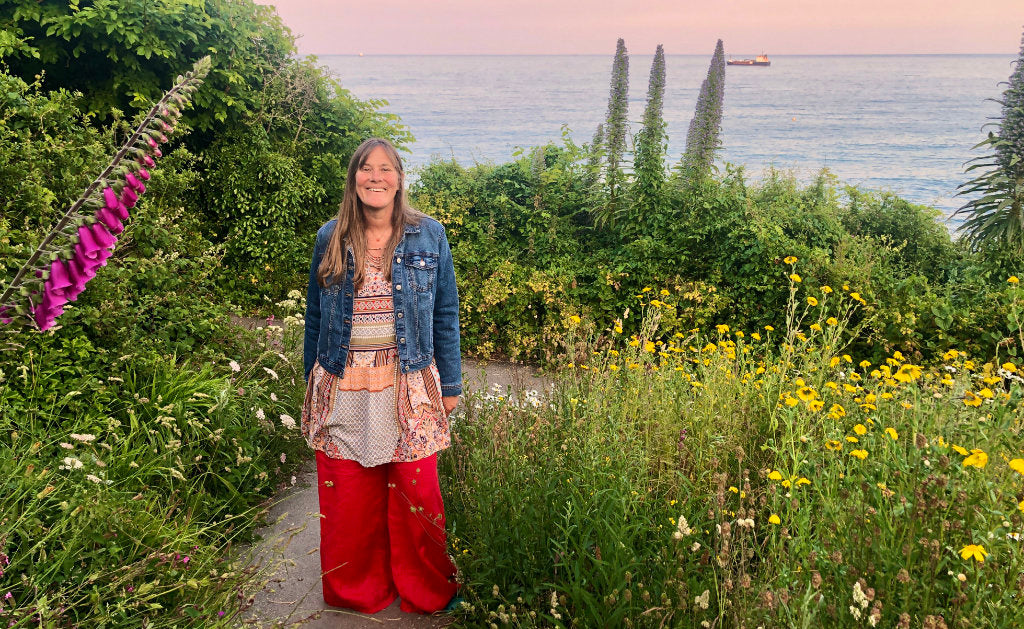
[315,451,458,614]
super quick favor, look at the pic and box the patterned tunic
[301,260,451,467]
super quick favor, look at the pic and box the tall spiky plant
[632,44,668,218]
[602,38,630,221]
[0,57,211,331]
[955,29,1024,253]
[584,122,606,191]
[680,39,726,185]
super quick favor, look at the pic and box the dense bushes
[411,142,1021,365]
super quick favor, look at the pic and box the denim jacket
[303,216,462,397]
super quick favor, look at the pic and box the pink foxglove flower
[46,259,73,301]
[120,186,139,209]
[103,187,119,210]
[112,201,130,221]
[90,222,117,249]
[76,225,109,261]
[125,172,146,194]
[0,56,210,331]
[95,207,125,234]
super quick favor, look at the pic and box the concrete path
[241,359,551,628]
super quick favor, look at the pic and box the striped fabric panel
[350,266,396,353]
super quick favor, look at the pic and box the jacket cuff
[441,383,462,397]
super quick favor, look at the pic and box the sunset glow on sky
[254,0,1023,55]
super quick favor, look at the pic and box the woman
[301,138,461,614]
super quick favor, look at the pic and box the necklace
[366,249,385,270]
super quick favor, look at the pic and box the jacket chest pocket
[403,252,438,293]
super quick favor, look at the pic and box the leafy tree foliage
[1,0,410,303]
[0,0,293,131]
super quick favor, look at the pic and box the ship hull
[727,60,770,66]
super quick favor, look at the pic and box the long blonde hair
[318,138,422,290]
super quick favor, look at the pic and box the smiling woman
[355,147,400,213]
[300,138,463,615]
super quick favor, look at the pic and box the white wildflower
[280,414,296,430]
[59,457,84,470]
[170,468,186,481]
[229,360,240,373]
[69,433,95,442]
[694,589,709,610]
[736,517,755,529]
[263,367,279,380]
[849,606,861,620]
[852,581,869,608]
[676,515,692,537]
[270,392,278,402]
[255,408,265,421]
[287,289,302,300]
[691,542,701,552]
[85,474,103,484]
[291,475,297,486]
[59,442,73,449]
[280,453,287,463]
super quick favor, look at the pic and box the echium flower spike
[681,39,726,186]
[0,56,211,331]
[632,44,668,220]
[602,38,629,223]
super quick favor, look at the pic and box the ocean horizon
[320,53,1017,223]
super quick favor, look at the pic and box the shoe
[443,595,465,613]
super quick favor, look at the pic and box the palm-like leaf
[954,31,1024,252]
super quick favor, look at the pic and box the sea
[320,54,1017,222]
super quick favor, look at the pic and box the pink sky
[255,0,1023,55]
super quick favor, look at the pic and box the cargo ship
[727,54,770,66]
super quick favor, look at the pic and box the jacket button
[395,284,402,291]
[400,337,406,343]
[420,260,426,267]
[344,318,350,324]
[396,257,402,263]
[397,312,403,318]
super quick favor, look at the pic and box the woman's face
[355,146,400,214]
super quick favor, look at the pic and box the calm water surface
[321,54,1015,220]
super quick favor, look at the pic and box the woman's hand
[442,395,459,417]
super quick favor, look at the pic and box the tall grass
[0,297,309,626]
[442,265,1024,628]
